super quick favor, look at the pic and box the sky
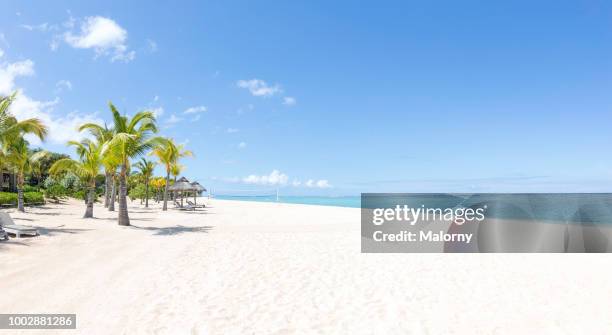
[1,0,611,195]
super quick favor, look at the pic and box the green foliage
[43,184,69,203]
[59,171,83,190]
[23,184,39,192]
[128,183,147,201]
[0,191,45,205]
[24,191,44,204]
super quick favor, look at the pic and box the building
[1,172,17,192]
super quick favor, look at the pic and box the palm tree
[50,140,103,218]
[103,102,161,226]
[0,92,48,146]
[150,138,192,211]
[133,158,156,208]
[1,93,48,211]
[78,123,116,208]
[2,139,48,212]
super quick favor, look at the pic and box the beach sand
[1,198,611,334]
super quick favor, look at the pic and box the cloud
[149,106,164,117]
[304,179,331,188]
[1,58,103,144]
[184,105,207,114]
[63,16,135,62]
[21,23,54,32]
[226,128,239,133]
[228,170,332,189]
[243,170,289,186]
[0,48,4,58]
[146,39,158,53]
[238,142,247,149]
[55,79,72,93]
[283,96,296,106]
[237,79,281,97]
[10,93,103,145]
[0,59,35,95]
[165,114,182,124]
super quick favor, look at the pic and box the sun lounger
[0,212,38,238]
[174,201,196,211]
[187,200,205,208]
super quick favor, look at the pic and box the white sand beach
[1,199,612,334]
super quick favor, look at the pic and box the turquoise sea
[214,195,360,208]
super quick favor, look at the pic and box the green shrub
[0,191,45,205]
[24,192,44,204]
[44,185,69,203]
[23,185,39,192]
[0,192,17,205]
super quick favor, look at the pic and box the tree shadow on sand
[36,226,93,237]
[129,224,213,236]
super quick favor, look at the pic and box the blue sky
[1,1,611,195]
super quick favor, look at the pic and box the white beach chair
[187,200,205,208]
[0,212,38,238]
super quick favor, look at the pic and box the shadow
[27,211,62,216]
[129,210,159,214]
[36,226,93,237]
[13,217,35,222]
[129,224,213,236]
[129,217,156,221]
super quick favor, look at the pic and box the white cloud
[55,79,72,92]
[283,96,296,106]
[1,58,103,144]
[184,105,207,114]
[0,59,35,95]
[21,23,54,32]
[149,106,164,117]
[0,48,4,58]
[226,128,239,133]
[238,142,247,149]
[165,114,182,124]
[243,170,289,186]
[191,114,201,122]
[237,79,281,97]
[316,180,331,188]
[153,95,159,102]
[227,170,332,189]
[146,39,158,53]
[304,179,331,188]
[63,16,135,62]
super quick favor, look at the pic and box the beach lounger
[0,212,38,238]
[174,200,196,211]
[187,200,206,208]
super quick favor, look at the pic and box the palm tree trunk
[84,181,95,218]
[109,175,116,211]
[104,171,111,208]
[117,164,130,226]
[17,173,25,212]
[162,172,170,211]
[145,176,150,208]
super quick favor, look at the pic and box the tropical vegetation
[0,92,196,224]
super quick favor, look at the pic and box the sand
[1,198,612,334]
